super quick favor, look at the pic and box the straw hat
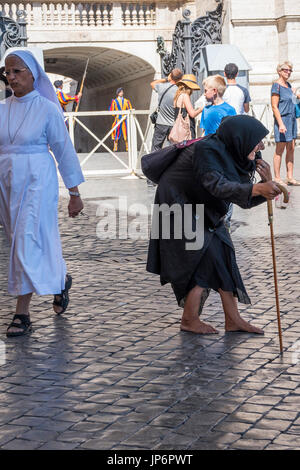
[177,74,200,90]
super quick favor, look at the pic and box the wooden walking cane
[267,183,289,354]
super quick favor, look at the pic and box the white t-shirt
[194,94,207,110]
[223,84,251,115]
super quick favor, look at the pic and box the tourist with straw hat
[172,74,203,140]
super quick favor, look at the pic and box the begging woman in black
[146,115,282,335]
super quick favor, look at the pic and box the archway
[43,46,156,152]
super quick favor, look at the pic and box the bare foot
[181,318,219,334]
[225,317,264,335]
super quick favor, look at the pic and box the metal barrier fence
[64,109,152,177]
[65,102,299,177]
[249,102,275,144]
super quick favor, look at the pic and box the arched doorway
[43,46,155,153]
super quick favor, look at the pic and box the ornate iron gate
[156,2,223,77]
[0,10,27,59]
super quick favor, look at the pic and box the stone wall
[196,0,220,17]
[196,0,300,101]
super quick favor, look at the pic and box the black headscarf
[195,115,269,183]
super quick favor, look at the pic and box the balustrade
[0,2,157,28]
[0,3,113,27]
[122,3,155,27]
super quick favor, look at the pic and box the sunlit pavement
[0,146,300,450]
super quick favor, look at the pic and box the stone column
[32,2,43,27]
[275,0,300,70]
[182,11,192,74]
[156,3,172,27]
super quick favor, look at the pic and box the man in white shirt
[223,63,251,115]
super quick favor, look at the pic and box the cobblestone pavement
[0,147,300,450]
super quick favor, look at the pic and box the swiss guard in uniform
[54,80,82,112]
[109,87,132,152]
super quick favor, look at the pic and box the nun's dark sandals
[53,274,72,315]
[6,314,32,337]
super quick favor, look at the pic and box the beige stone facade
[3,1,299,148]
[199,0,300,100]
[196,0,219,17]
[2,1,195,94]
[1,1,195,150]
[3,1,299,103]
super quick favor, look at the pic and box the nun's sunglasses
[3,68,28,77]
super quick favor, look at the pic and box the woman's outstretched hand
[68,196,84,218]
[255,159,272,182]
[252,181,282,200]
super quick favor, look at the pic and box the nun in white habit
[0,50,84,337]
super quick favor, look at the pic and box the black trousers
[151,124,172,152]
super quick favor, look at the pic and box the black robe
[146,143,266,306]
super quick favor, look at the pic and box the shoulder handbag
[295,102,300,119]
[168,104,191,144]
[150,84,174,124]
